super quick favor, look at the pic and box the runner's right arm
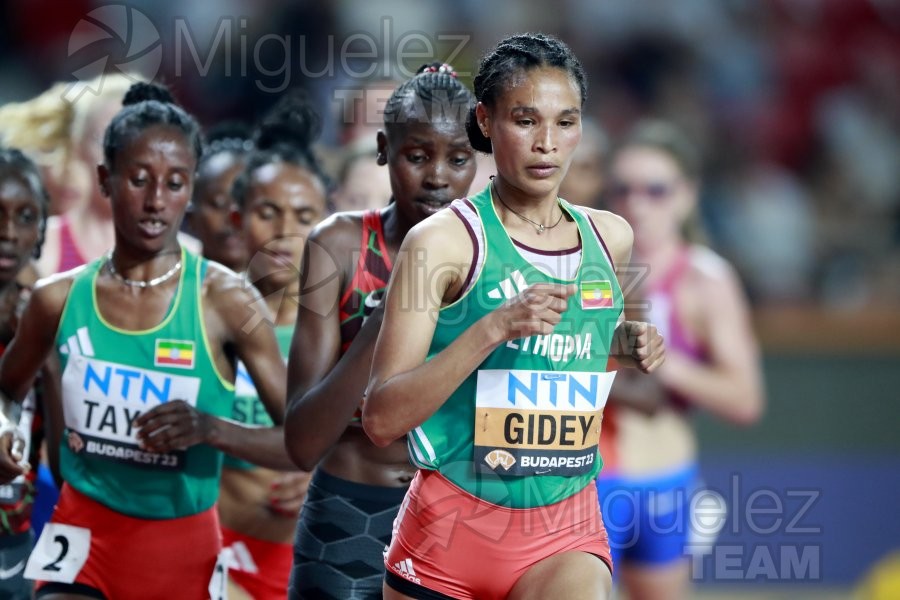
[284,217,383,471]
[0,277,71,480]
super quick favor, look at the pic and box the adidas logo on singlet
[487,269,528,300]
[392,558,421,584]
[59,326,95,357]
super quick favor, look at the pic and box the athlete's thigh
[619,558,691,600]
[227,577,253,600]
[508,550,612,600]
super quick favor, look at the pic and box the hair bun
[122,82,176,107]
[206,121,252,144]
[417,62,457,78]
[203,120,253,156]
[255,89,322,152]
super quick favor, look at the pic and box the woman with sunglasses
[598,120,765,600]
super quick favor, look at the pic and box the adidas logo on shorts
[392,558,421,585]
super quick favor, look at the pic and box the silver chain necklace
[106,252,182,288]
[492,181,563,234]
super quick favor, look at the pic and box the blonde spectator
[0,82,78,216]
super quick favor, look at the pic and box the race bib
[24,523,91,583]
[61,355,201,471]
[208,546,233,600]
[474,369,616,476]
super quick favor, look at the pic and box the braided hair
[203,121,254,158]
[102,82,203,170]
[466,33,587,153]
[383,62,474,129]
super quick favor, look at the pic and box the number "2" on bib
[24,523,91,584]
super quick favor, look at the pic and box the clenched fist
[611,321,665,373]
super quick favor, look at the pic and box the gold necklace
[492,182,563,235]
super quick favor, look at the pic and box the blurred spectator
[713,152,817,304]
[1,0,897,307]
[330,135,392,212]
[0,82,79,216]
[559,117,609,209]
[33,74,135,276]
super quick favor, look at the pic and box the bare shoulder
[684,245,746,303]
[406,206,472,258]
[199,261,267,345]
[43,215,65,234]
[202,260,257,306]
[581,207,634,266]
[307,211,365,258]
[31,266,82,320]
[34,215,64,278]
[685,246,740,285]
[388,208,473,302]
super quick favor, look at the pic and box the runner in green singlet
[0,82,295,600]
[364,34,665,600]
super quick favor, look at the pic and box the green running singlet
[56,248,235,519]
[223,324,292,471]
[408,186,623,509]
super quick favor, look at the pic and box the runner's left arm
[587,209,666,373]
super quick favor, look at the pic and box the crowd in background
[1,0,897,309]
[0,2,896,598]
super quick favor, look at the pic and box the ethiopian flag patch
[580,280,614,309]
[154,339,195,369]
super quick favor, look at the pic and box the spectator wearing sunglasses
[597,120,765,600]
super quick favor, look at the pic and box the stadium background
[1,0,898,597]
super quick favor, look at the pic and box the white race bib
[473,369,616,476]
[60,355,201,470]
[208,546,233,600]
[24,523,91,583]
